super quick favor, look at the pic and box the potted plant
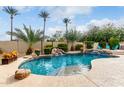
[2,53,11,64]
[26,47,33,55]
[99,41,106,49]
[2,50,17,64]
[35,49,40,56]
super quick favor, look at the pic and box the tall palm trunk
[52,41,54,47]
[66,23,68,34]
[71,42,74,51]
[41,19,46,54]
[10,15,13,41]
[66,23,69,51]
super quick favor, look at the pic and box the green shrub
[108,37,119,50]
[45,44,53,48]
[44,48,52,54]
[75,44,83,50]
[57,44,67,52]
[99,41,106,48]
[85,41,94,49]
[44,44,53,54]
[35,49,40,56]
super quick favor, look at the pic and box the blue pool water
[19,53,111,76]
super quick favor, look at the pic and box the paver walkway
[0,55,124,87]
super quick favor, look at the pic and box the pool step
[56,65,89,76]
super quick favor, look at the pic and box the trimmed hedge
[85,41,94,49]
[57,44,68,52]
[45,44,53,48]
[109,37,119,50]
[75,44,83,51]
[44,45,53,54]
[44,48,52,54]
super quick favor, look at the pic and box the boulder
[31,52,37,58]
[15,69,31,80]
[83,49,94,53]
[83,49,113,55]
[102,49,113,54]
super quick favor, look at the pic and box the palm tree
[38,11,50,54]
[65,29,82,51]
[63,18,71,51]
[3,6,19,41]
[7,24,43,55]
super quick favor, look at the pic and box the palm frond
[3,6,19,16]
[63,18,71,24]
[38,11,50,20]
[7,25,43,47]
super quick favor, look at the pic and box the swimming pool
[19,53,112,76]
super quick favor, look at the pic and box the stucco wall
[0,41,28,54]
[0,41,83,54]
[4,41,124,54]
[2,41,124,53]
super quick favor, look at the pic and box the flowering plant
[3,50,17,59]
[11,50,17,56]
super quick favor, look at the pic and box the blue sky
[0,6,124,41]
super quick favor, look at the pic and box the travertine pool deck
[0,55,124,87]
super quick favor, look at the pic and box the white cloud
[76,25,89,32]
[0,6,34,13]
[47,18,124,36]
[14,6,27,11]
[86,18,124,28]
[0,6,93,23]
[113,18,124,27]
[0,33,9,41]
[0,17,2,28]
[0,16,10,40]
[14,6,34,12]
[46,26,64,36]
[71,18,124,34]
[48,6,93,22]
[46,24,89,37]
[87,18,113,27]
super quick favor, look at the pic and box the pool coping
[18,51,118,76]
[0,50,124,87]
